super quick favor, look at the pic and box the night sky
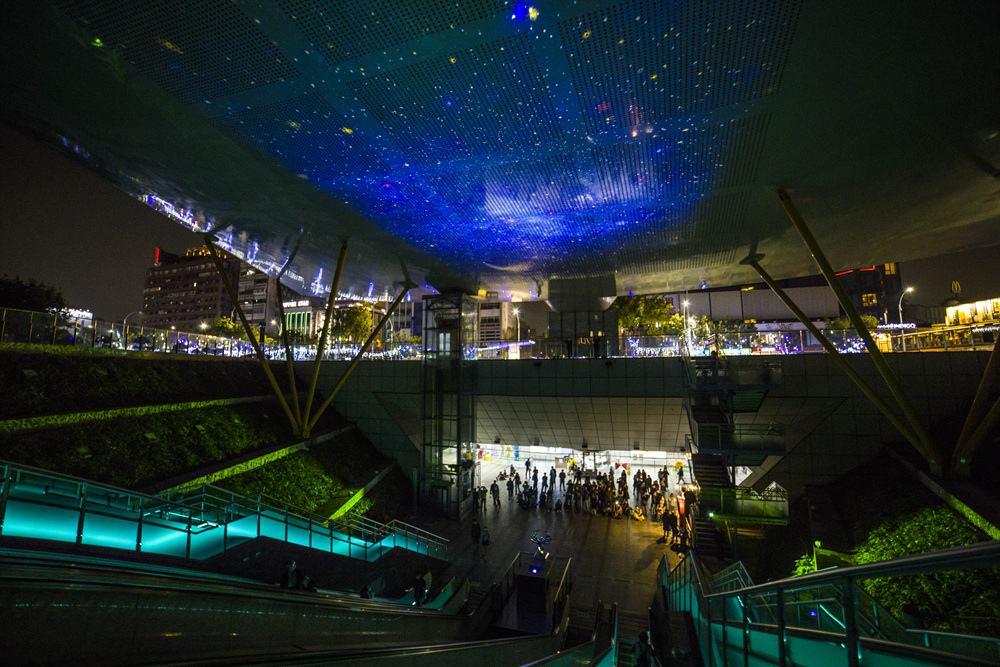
[1,123,199,321]
[2,121,997,323]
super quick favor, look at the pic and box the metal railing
[709,560,755,594]
[684,356,785,386]
[660,540,1000,666]
[4,306,995,362]
[698,483,790,522]
[693,422,787,453]
[0,460,448,562]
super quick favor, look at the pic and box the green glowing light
[91,38,104,47]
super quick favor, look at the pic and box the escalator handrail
[0,548,467,616]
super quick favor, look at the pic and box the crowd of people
[470,457,692,547]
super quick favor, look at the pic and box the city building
[237,266,280,336]
[832,263,903,324]
[4,1,1000,663]
[141,247,239,331]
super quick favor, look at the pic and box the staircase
[690,453,731,488]
[689,454,732,559]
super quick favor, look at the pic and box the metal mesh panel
[558,0,801,133]
[55,0,300,104]
[278,0,507,65]
[591,114,772,204]
[429,155,588,218]
[212,93,389,181]
[347,33,564,163]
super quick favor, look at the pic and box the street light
[682,300,691,354]
[899,287,913,352]
[512,307,521,343]
[123,311,142,349]
[898,287,913,325]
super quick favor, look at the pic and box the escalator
[0,547,574,665]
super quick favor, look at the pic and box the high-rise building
[142,248,240,331]
[237,267,280,335]
[143,247,282,333]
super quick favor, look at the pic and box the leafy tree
[850,506,998,635]
[829,315,879,330]
[328,305,372,343]
[612,294,677,335]
[205,316,244,339]
[0,275,67,311]
[390,331,421,348]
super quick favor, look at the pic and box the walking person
[506,477,514,501]
[411,570,426,606]
[471,518,481,558]
[480,526,491,560]
[634,632,655,667]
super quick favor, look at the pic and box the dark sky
[2,122,997,323]
[1,123,199,321]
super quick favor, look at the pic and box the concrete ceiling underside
[2,1,999,302]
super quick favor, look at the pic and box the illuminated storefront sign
[946,297,1000,326]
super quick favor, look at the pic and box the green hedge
[214,452,344,515]
[0,403,288,488]
[851,506,999,636]
[0,348,301,419]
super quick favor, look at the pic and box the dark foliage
[0,275,67,312]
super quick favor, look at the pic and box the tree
[829,315,879,330]
[390,331,421,348]
[328,305,372,343]
[612,294,677,335]
[205,316,244,339]
[0,275,67,311]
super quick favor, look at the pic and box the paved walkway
[411,460,687,631]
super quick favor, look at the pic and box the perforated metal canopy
[2,1,999,301]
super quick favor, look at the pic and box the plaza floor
[411,458,688,639]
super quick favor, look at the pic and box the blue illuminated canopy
[2,1,999,301]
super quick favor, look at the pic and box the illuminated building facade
[237,268,280,335]
[142,248,240,331]
[833,264,902,324]
[947,297,1000,327]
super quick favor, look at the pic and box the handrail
[663,542,1000,666]
[712,541,1000,597]
[693,422,787,454]
[710,560,754,593]
[0,459,448,563]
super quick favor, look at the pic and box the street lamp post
[123,310,142,349]
[513,307,520,343]
[682,300,691,355]
[898,287,913,351]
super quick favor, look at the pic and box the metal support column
[951,336,1000,473]
[741,254,926,457]
[842,578,860,667]
[775,587,787,667]
[305,283,415,433]
[774,188,941,474]
[200,234,300,435]
[301,239,349,433]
